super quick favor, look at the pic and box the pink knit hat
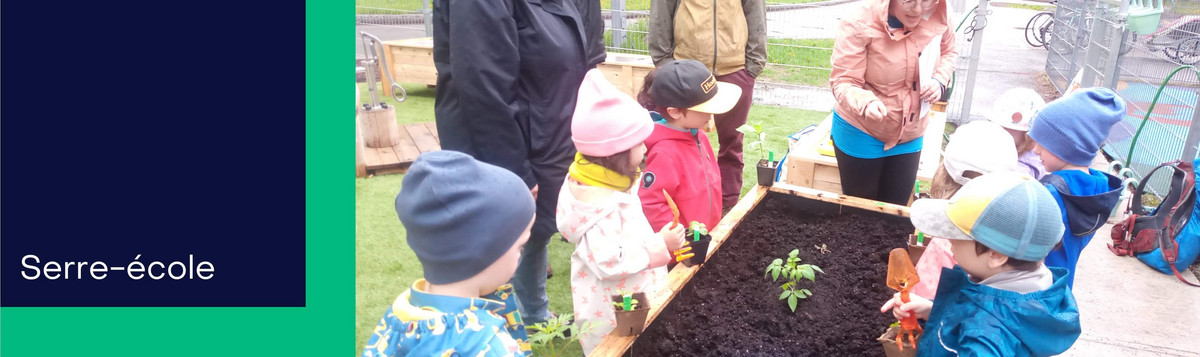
[571,69,654,157]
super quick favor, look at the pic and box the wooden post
[362,106,400,148]
[356,84,368,177]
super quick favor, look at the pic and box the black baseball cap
[650,59,742,114]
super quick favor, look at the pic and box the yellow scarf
[568,152,636,191]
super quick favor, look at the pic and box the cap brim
[910,198,974,241]
[688,82,742,114]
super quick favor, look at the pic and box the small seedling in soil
[815,243,831,254]
[528,314,595,357]
[610,291,640,311]
[765,249,824,312]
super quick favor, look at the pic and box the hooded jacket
[432,0,600,188]
[556,178,671,353]
[639,120,723,231]
[829,0,958,150]
[361,282,530,357]
[1041,169,1123,287]
[647,0,768,77]
[918,266,1081,357]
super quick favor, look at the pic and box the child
[1029,87,1125,288]
[557,69,687,353]
[882,172,1081,356]
[636,59,742,230]
[989,87,1049,179]
[362,150,537,357]
[911,120,1019,299]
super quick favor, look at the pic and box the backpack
[1110,160,1199,287]
[1137,159,1200,279]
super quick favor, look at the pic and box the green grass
[759,38,835,87]
[1002,3,1053,11]
[355,82,828,355]
[604,20,649,55]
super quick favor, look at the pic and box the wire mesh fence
[946,1,987,124]
[601,0,847,111]
[1041,0,1200,197]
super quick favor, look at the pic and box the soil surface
[631,195,914,356]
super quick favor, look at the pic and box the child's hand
[880,292,933,321]
[660,222,686,252]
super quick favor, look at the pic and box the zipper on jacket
[695,135,716,221]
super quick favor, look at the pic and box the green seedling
[688,221,709,242]
[765,249,824,312]
[736,123,769,164]
[528,314,595,357]
[609,290,640,311]
[610,298,640,311]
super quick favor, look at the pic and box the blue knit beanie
[1029,87,1125,166]
[395,151,536,284]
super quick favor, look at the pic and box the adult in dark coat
[431,0,604,324]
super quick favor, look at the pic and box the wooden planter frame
[591,182,911,356]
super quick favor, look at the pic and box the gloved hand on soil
[880,292,933,321]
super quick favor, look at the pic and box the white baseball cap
[988,88,1046,132]
[942,121,1020,185]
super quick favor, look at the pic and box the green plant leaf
[811,265,825,274]
[736,124,758,136]
[771,258,782,266]
[771,269,780,281]
[788,294,798,312]
[753,124,763,133]
[789,249,799,257]
[781,281,793,290]
[780,290,791,300]
[801,267,815,282]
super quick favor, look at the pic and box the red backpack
[1110,160,1199,287]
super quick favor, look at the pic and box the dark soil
[631,194,914,356]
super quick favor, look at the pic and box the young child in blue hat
[882,172,1081,356]
[1029,87,1126,288]
[362,150,537,357]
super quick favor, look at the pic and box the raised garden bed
[592,183,915,356]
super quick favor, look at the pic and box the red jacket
[638,120,722,231]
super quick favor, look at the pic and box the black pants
[832,139,921,206]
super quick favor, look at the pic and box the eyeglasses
[898,0,938,10]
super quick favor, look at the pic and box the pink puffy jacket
[829,0,958,150]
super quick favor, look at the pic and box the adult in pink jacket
[829,0,958,205]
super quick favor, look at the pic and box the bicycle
[1119,15,1200,65]
[1025,1,1094,52]
[1025,10,1054,47]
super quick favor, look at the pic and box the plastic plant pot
[680,232,712,267]
[757,159,779,187]
[610,292,650,336]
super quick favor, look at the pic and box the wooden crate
[595,53,655,98]
[591,182,911,356]
[379,38,436,97]
[784,109,947,194]
[377,38,656,98]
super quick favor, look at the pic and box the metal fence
[946,0,990,124]
[601,1,846,111]
[1043,0,1200,197]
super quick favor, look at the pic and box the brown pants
[715,70,756,211]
